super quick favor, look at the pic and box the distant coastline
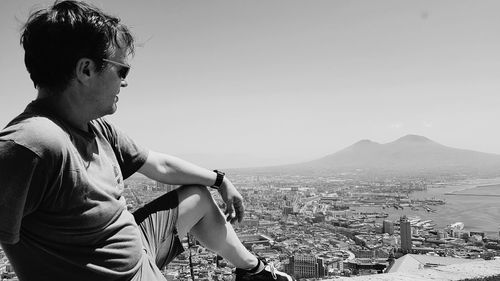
[444,193,500,197]
[444,183,500,197]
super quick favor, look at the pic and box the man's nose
[121,79,128,87]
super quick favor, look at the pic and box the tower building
[400,216,412,253]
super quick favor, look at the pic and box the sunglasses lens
[103,59,130,79]
[119,67,130,79]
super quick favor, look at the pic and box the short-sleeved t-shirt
[0,99,163,281]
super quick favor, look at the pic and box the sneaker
[235,259,295,281]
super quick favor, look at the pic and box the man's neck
[37,88,93,132]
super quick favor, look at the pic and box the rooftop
[387,254,479,273]
[332,259,500,281]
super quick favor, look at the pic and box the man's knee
[176,184,212,207]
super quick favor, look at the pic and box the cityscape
[5,172,496,281]
[140,172,500,281]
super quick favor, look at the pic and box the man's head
[21,0,134,93]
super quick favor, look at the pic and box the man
[0,1,295,281]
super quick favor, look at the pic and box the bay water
[352,178,500,237]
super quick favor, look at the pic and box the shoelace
[266,263,277,280]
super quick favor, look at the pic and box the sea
[351,178,500,237]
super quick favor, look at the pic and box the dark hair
[20,0,134,92]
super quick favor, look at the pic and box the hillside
[272,135,500,176]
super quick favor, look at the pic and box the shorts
[132,190,185,269]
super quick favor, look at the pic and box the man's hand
[217,179,244,224]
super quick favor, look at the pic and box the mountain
[285,134,500,175]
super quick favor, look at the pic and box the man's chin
[103,105,118,116]
[110,105,118,114]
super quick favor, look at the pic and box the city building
[238,234,274,250]
[470,231,485,239]
[284,255,326,279]
[383,220,394,235]
[282,206,294,216]
[400,216,412,253]
[239,217,259,228]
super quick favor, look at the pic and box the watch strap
[211,170,225,189]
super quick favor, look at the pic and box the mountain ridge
[270,134,500,176]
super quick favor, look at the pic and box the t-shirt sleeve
[0,140,47,244]
[93,119,148,179]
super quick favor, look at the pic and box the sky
[1,0,500,169]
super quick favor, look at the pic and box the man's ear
[75,58,96,84]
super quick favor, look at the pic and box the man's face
[87,48,129,117]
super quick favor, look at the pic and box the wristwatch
[211,170,225,189]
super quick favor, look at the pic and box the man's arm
[137,150,245,223]
[0,141,47,244]
[138,151,217,186]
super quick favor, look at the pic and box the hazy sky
[1,0,500,168]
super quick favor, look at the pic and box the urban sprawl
[2,174,499,281]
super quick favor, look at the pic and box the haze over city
[2,0,500,168]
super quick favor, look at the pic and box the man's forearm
[138,150,218,186]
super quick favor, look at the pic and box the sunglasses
[102,58,131,79]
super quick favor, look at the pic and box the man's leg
[133,190,184,269]
[175,185,258,270]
